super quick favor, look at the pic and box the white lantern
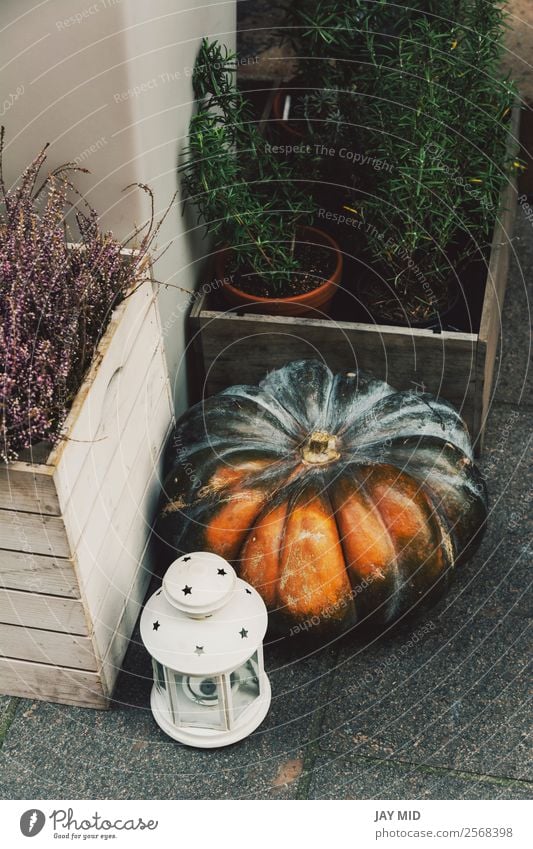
[140,552,271,747]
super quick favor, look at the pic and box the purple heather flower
[0,129,168,462]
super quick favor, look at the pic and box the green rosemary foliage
[286,0,516,315]
[287,0,379,147]
[180,39,314,296]
[359,6,516,298]
[290,0,390,89]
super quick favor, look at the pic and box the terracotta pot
[214,226,343,317]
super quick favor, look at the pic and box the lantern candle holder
[140,552,271,748]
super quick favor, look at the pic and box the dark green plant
[287,1,376,149]
[289,0,391,88]
[284,1,517,321]
[180,39,314,296]
[357,6,516,317]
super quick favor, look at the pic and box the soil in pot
[356,266,457,328]
[214,226,343,317]
[232,239,335,298]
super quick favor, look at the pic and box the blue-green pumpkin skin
[156,361,487,637]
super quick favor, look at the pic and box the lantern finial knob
[162,552,236,618]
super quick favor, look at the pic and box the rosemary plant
[357,5,516,320]
[287,0,375,146]
[180,39,315,297]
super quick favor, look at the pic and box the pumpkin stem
[302,431,340,465]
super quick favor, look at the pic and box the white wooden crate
[0,270,174,709]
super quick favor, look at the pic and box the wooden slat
[0,509,70,558]
[474,338,488,457]
[79,376,172,620]
[477,106,520,444]
[87,348,170,531]
[193,307,479,437]
[0,463,59,515]
[0,656,107,709]
[0,623,97,671]
[91,422,171,665]
[101,534,153,696]
[0,549,79,597]
[47,278,155,492]
[517,99,533,197]
[0,588,88,635]
[59,321,163,553]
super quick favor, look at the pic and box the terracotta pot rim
[216,225,343,306]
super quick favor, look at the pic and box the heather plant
[0,128,170,462]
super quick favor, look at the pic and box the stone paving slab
[306,406,532,785]
[0,697,17,743]
[490,207,533,409]
[307,754,533,800]
[0,633,336,800]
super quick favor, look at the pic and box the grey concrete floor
[0,208,531,801]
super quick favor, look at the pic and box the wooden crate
[190,110,519,454]
[0,272,174,709]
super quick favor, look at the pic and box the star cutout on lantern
[155,590,162,596]
[182,585,192,596]
[245,588,252,595]
[153,621,160,631]
[239,627,249,639]
[194,645,205,656]
[217,568,227,576]
[182,555,191,562]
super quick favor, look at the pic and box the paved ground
[0,205,530,800]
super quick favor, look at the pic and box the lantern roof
[140,552,268,675]
[163,551,236,616]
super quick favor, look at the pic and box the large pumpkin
[157,360,487,637]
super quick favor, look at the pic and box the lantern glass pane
[172,672,228,730]
[229,651,261,723]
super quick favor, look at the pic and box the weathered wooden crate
[0,271,174,708]
[190,109,519,454]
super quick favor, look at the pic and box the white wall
[0,0,236,414]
